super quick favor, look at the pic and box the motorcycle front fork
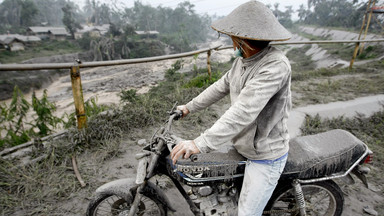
[292,180,307,216]
[128,183,146,216]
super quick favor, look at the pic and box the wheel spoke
[90,194,164,216]
[268,182,341,216]
[106,199,113,208]
[308,192,329,206]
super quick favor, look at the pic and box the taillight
[363,152,373,164]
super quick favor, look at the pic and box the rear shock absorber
[292,180,307,216]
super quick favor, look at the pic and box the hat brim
[211,26,291,42]
[211,1,292,41]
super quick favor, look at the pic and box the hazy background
[70,0,308,17]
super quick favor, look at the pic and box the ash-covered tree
[62,3,82,39]
[32,0,71,26]
[123,1,211,52]
[83,0,94,21]
[109,22,121,37]
[0,0,38,33]
[271,3,293,28]
[297,0,369,30]
[297,4,310,23]
[86,1,112,25]
[20,0,38,27]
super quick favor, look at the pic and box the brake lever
[168,102,183,120]
[167,143,174,153]
[167,135,183,152]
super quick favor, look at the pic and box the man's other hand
[171,140,200,164]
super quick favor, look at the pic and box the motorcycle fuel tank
[166,148,246,185]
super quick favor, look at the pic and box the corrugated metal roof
[23,35,41,42]
[76,24,110,35]
[135,31,159,35]
[29,26,51,33]
[29,26,68,35]
[93,24,110,31]
[0,35,9,42]
[0,34,41,44]
[48,28,69,35]
[3,37,23,44]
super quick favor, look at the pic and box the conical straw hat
[211,1,291,41]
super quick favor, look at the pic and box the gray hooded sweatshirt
[186,46,291,160]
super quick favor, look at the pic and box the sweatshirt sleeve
[185,67,231,113]
[193,59,290,153]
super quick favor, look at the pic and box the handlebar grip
[171,110,183,120]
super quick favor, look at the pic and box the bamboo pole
[70,63,87,187]
[3,41,384,71]
[207,50,212,81]
[216,39,384,50]
[70,65,87,129]
[360,1,376,54]
[0,46,221,71]
[358,0,373,40]
[349,42,361,70]
[350,0,373,70]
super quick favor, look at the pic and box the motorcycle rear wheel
[86,193,166,216]
[264,180,343,216]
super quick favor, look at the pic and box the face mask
[234,47,243,57]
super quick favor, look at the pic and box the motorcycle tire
[86,192,166,216]
[264,180,344,216]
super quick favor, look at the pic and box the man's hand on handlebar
[177,105,190,118]
[171,140,200,164]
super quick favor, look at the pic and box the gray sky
[0,0,309,19]
[75,0,308,17]
[128,0,307,15]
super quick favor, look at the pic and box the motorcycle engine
[189,183,238,216]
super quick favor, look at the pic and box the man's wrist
[185,102,195,114]
[194,136,211,153]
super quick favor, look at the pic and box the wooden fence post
[349,0,372,70]
[359,1,376,54]
[70,64,87,187]
[207,50,212,81]
[349,42,361,70]
[70,65,87,129]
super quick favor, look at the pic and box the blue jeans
[238,154,288,216]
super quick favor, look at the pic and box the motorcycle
[86,107,373,216]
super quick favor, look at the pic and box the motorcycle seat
[282,129,367,180]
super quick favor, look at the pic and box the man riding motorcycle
[170,1,292,215]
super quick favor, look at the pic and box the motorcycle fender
[352,168,369,188]
[95,178,137,203]
[340,173,355,185]
[136,158,148,184]
[94,178,176,212]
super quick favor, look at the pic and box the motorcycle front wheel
[86,193,166,216]
[264,180,343,216]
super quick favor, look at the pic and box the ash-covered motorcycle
[86,106,373,216]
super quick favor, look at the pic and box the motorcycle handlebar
[171,110,183,120]
[166,110,183,132]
